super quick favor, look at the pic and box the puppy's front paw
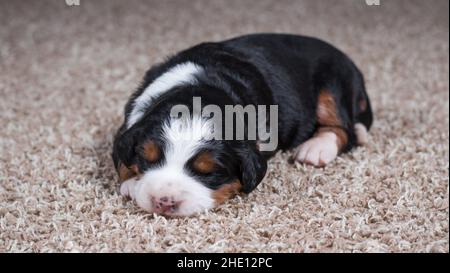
[294,132,338,167]
[120,178,138,200]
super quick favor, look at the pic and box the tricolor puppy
[112,34,373,216]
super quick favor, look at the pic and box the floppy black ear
[235,141,268,194]
[112,125,139,169]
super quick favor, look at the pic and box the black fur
[113,33,373,194]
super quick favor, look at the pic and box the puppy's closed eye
[192,152,217,174]
[142,140,161,163]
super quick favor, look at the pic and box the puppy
[112,33,373,216]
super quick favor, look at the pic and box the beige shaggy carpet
[0,0,448,253]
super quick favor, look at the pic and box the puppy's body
[112,34,373,216]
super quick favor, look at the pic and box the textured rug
[0,0,448,252]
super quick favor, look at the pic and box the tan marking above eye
[192,152,217,174]
[212,181,242,205]
[142,140,160,162]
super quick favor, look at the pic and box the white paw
[120,178,138,200]
[295,132,338,167]
[354,123,368,145]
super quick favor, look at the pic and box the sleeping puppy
[112,33,373,216]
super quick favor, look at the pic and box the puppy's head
[113,114,267,216]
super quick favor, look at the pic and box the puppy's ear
[112,125,139,168]
[234,141,268,194]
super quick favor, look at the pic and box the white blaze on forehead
[127,62,204,129]
[162,115,214,167]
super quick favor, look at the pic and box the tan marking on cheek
[193,152,216,174]
[143,140,160,162]
[130,164,139,174]
[316,90,348,152]
[212,181,242,205]
[118,163,139,182]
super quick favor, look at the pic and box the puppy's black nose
[151,196,179,214]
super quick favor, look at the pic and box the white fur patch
[121,115,215,216]
[295,132,339,167]
[354,123,369,145]
[127,62,204,129]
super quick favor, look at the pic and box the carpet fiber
[0,0,448,253]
